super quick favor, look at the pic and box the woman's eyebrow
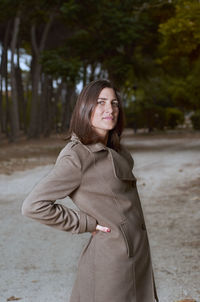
[97,97,118,101]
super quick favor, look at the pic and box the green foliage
[60,0,80,19]
[2,0,200,137]
[186,58,200,110]
[125,97,167,131]
[139,102,167,131]
[191,111,200,130]
[165,107,184,129]
[124,102,144,130]
[159,1,200,62]
[125,102,184,131]
[157,1,200,112]
[40,50,81,83]
[59,0,172,88]
[168,78,190,109]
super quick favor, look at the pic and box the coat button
[141,223,146,230]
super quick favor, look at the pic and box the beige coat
[22,134,159,302]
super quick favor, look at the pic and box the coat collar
[71,133,135,181]
[71,133,107,153]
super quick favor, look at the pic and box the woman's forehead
[98,88,116,99]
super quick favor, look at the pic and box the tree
[158,0,200,110]
[10,11,21,140]
[1,0,196,140]
[159,1,200,65]
[0,19,11,136]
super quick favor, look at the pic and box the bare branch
[39,12,55,53]
[31,24,39,56]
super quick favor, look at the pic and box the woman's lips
[103,117,113,120]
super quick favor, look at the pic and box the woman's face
[90,88,119,139]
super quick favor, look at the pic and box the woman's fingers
[96,224,111,233]
[92,225,111,236]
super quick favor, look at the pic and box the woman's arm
[21,147,97,234]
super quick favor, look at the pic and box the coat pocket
[119,221,134,257]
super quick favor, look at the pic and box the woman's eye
[112,102,119,107]
[97,101,105,105]
[97,100,119,107]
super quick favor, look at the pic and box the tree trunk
[61,83,76,131]
[45,77,53,137]
[29,14,54,138]
[0,20,11,135]
[39,73,53,136]
[0,60,3,135]
[5,56,10,138]
[16,45,26,132]
[54,81,63,132]
[29,54,41,137]
[89,63,97,82]
[82,63,87,87]
[10,14,21,141]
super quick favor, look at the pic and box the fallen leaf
[175,299,196,302]
[7,296,22,301]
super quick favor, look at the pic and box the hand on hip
[92,224,111,236]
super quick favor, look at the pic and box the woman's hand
[92,224,111,236]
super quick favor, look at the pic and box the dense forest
[0,0,200,141]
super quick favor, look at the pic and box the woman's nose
[105,102,113,113]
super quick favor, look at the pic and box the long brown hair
[67,79,125,151]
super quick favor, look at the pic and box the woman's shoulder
[56,137,91,166]
[120,145,134,168]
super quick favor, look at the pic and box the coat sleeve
[21,146,97,234]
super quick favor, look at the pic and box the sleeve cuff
[78,211,97,233]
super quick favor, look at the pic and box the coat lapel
[71,133,135,181]
[108,148,136,181]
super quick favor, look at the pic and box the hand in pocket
[92,224,111,236]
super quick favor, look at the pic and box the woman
[22,79,159,302]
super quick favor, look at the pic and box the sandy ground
[0,131,200,302]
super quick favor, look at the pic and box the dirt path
[0,132,200,302]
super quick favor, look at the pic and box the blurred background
[0,0,200,141]
[0,1,200,302]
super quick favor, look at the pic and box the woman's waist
[83,209,146,234]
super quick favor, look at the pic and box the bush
[191,111,200,130]
[124,103,145,132]
[166,107,184,129]
[124,102,167,132]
